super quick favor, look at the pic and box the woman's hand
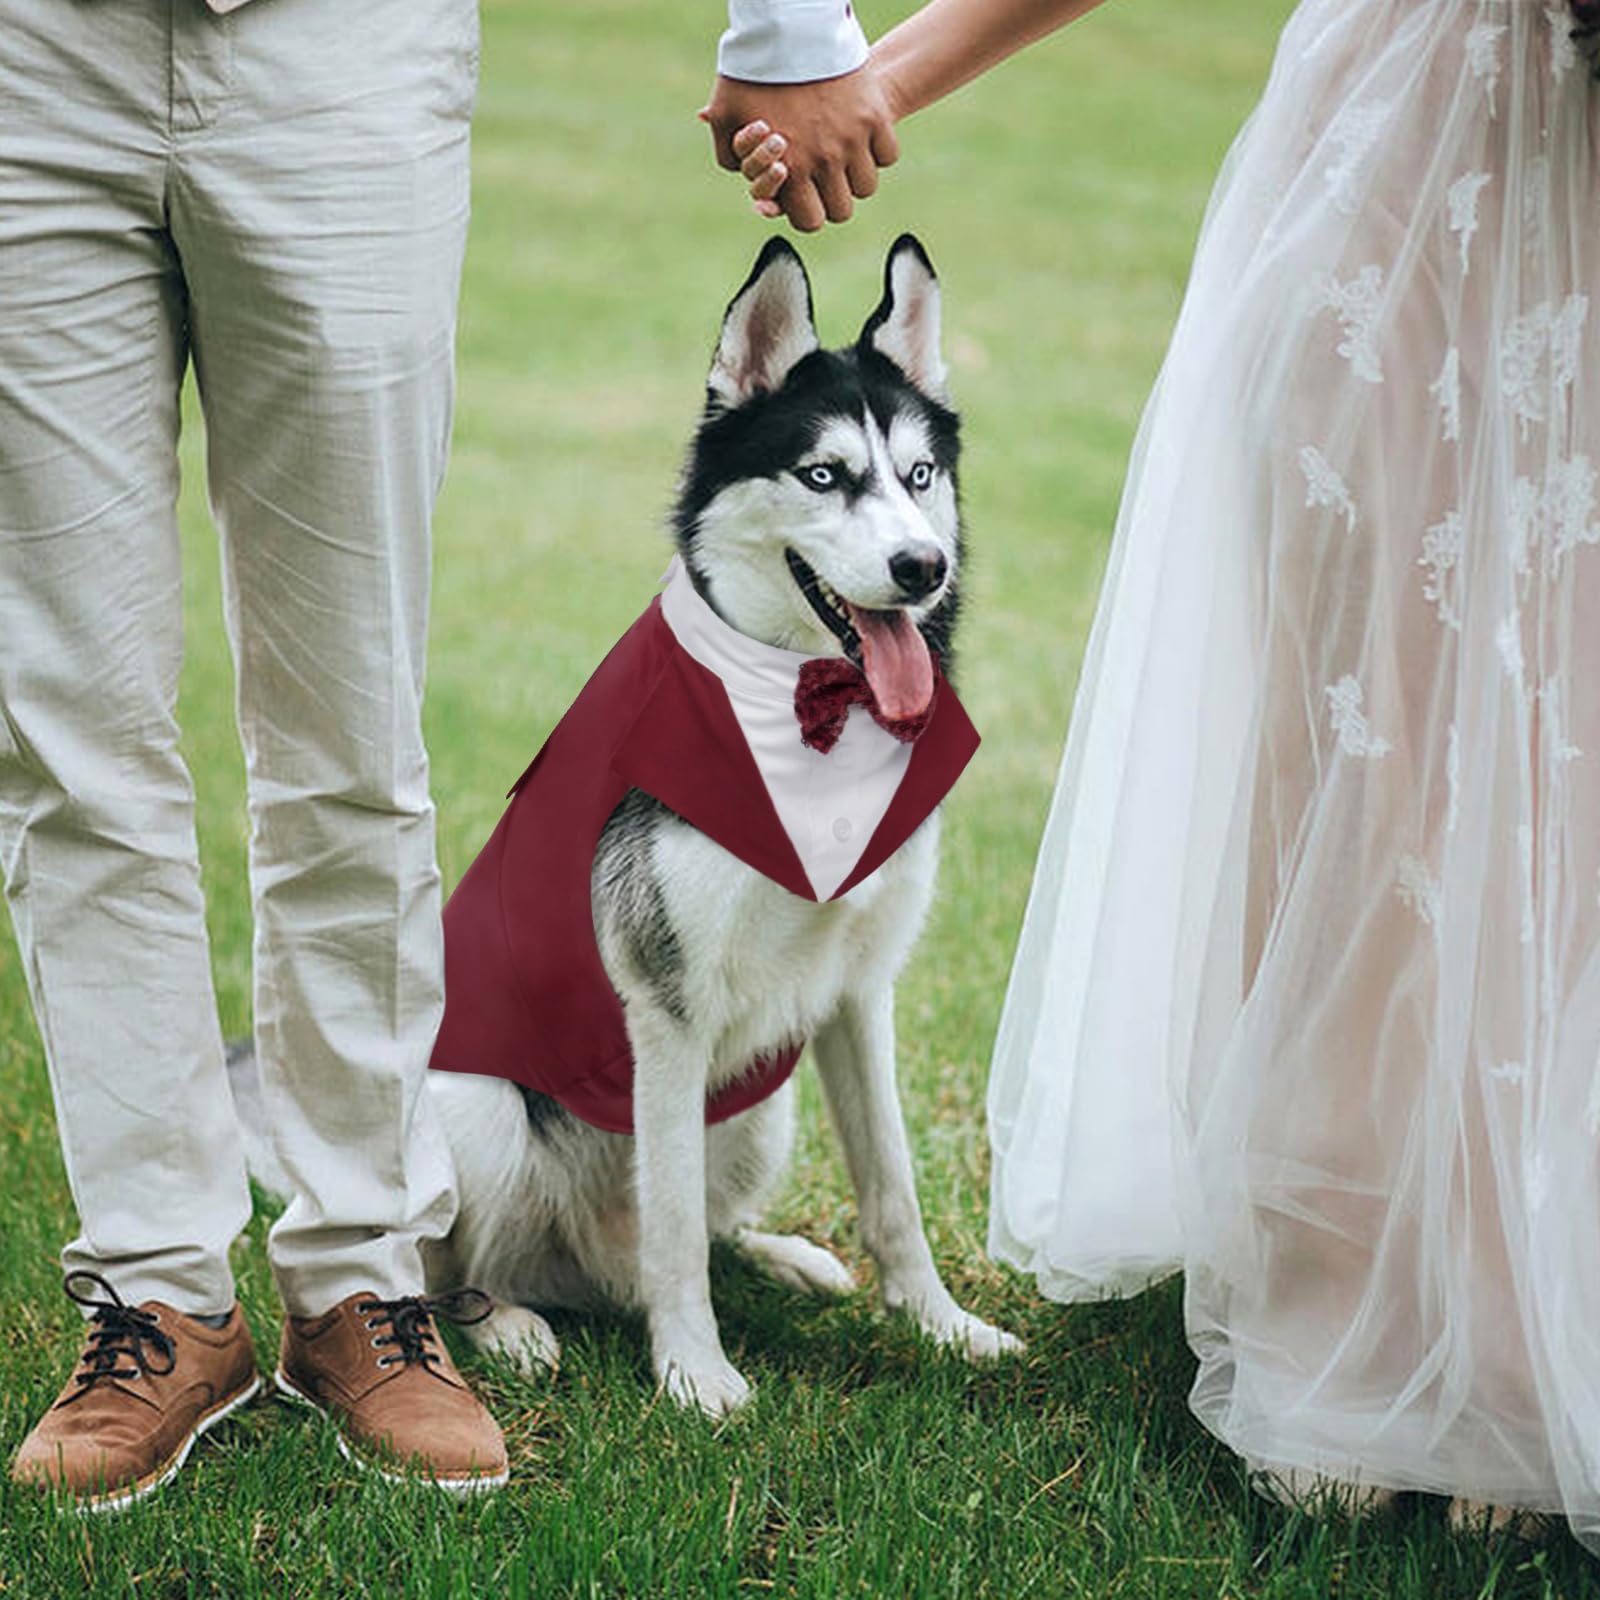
[700,67,900,232]
[731,122,792,219]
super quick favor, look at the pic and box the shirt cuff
[717,0,870,84]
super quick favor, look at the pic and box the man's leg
[165,0,502,1489]
[1,1,262,1510]
[0,0,252,1320]
[169,0,477,1321]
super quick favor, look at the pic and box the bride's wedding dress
[989,0,1600,1536]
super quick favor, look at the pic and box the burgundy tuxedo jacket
[428,595,980,1134]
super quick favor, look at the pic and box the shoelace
[356,1289,492,1372]
[58,1271,177,1402]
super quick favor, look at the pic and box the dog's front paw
[903,1297,1024,1363]
[658,1354,752,1418]
[936,1309,1024,1363]
[462,1301,562,1377]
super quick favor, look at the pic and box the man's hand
[700,67,900,232]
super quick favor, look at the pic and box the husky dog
[234,235,1020,1416]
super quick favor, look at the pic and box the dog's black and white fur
[236,235,1020,1415]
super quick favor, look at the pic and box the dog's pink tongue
[846,605,934,723]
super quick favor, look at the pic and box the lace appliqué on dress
[1431,347,1462,443]
[1467,22,1508,116]
[1551,294,1587,392]
[1323,102,1390,214]
[1397,855,1443,928]
[1497,613,1526,685]
[1447,172,1493,277]
[1501,295,1589,438]
[1510,476,1540,579]
[1315,266,1385,383]
[1419,510,1464,629]
[1546,455,1600,563]
[1300,445,1358,530]
[1511,456,1600,576]
[1539,676,1582,765]
[1326,675,1391,758]
[1548,3,1579,81]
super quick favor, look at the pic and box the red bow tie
[794,657,937,754]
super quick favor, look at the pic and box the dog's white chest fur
[629,810,939,1093]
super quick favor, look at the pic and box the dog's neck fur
[676,543,844,661]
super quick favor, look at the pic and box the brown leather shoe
[275,1290,507,1493]
[10,1272,260,1513]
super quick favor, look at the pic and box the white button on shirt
[717,0,869,85]
[659,557,912,901]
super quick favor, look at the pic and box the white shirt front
[659,556,911,901]
[717,0,869,85]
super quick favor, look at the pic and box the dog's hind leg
[458,1297,562,1377]
[812,987,1024,1362]
[733,1228,856,1296]
[706,1088,853,1296]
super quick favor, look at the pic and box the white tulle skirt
[988,0,1600,1534]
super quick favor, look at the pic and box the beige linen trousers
[0,0,479,1316]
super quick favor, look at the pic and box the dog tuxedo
[428,557,980,1133]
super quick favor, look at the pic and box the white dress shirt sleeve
[717,0,870,84]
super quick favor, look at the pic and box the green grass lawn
[4,2,1599,1595]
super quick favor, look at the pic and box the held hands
[703,0,1104,229]
[700,68,900,231]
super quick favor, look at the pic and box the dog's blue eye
[907,461,935,492]
[798,464,839,493]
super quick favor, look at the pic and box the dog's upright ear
[859,235,948,402]
[707,238,820,411]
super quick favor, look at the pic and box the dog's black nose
[889,549,948,601]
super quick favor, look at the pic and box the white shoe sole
[74,1372,263,1516]
[272,1368,508,1495]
